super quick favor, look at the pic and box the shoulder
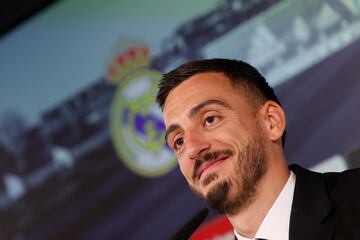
[290,164,360,186]
[322,167,360,184]
[322,168,360,232]
[322,167,360,201]
[290,164,360,206]
[289,164,360,233]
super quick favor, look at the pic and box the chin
[200,171,220,187]
[204,179,232,213]
[199,183,217,198]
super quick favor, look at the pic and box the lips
[197,156,228,180]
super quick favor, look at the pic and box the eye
[204,116,219,126]
[173,137,184,150]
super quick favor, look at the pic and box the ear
[257,101,286,143]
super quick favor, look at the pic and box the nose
[185,129,211,160]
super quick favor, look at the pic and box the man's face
[163,72,268,215]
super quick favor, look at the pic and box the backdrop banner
[0,0,360,239]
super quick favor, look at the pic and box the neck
[228,156,290,238]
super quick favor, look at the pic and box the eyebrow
[188,99,230,118]
[164,99,230,145]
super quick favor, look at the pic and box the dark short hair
[156,58,286,146]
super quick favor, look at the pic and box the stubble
[190,133,267,216]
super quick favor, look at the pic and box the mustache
[192,149,233,181]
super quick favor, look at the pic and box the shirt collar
[234,171,296,240]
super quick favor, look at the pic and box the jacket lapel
[289,165,334,240]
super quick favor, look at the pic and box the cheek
[210,122,249,146]
[177,156,192,180]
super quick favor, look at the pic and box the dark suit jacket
[289,164,360,240]
[235,164,360,240]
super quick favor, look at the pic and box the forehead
[163,72,247,126]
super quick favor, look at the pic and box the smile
[197,156,228,180]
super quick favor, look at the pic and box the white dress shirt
[234,171,296,240]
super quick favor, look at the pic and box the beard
[190,133,267,216]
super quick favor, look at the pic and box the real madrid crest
[106,38,176,177]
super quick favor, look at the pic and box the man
[156,58,360,240]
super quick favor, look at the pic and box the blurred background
[1,0,360,239]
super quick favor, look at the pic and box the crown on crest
[106,38,151,84]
